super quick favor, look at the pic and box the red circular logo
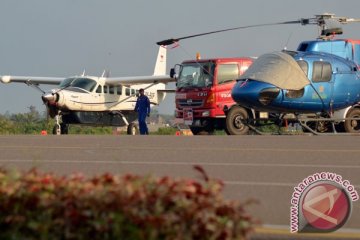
[301,183,351,231]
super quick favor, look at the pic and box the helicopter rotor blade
[157,14,360,46]
[157,21,302,46]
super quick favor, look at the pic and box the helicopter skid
[297,117,360,136]
[243,116,360,136]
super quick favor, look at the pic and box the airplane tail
[153,46,167,76]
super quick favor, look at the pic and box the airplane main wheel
[127,123,139,135]
[344,108,360,133]
[61,124,69,134]
[225,106,249,135]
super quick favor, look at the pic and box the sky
[0,0,359,115]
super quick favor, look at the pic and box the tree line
[0,106,113,135]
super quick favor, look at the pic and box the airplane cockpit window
[59,78,74,88]
[312,61,332,82]
[178,62,215,88]
[297,60,308,76]
[65,78,97,92]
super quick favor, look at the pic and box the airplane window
[96,85,102,93]
[109,85,115,94]
[70,78,97,92]
[217,64,239,84]
[131,89,135,95]
[312,61,332,82]
[117,86,122,95]
[297,60,308,76]
[104,85,108,94]
[126,88,130,96]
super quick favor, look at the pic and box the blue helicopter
[158,13,360,134]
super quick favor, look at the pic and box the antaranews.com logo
[290,172,359,233]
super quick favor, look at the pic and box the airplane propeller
[157,13,360,46]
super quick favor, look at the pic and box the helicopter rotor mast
[157,13,360,46]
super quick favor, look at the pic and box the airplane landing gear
[52,123,68,135]
[52,112,68,135]
[127,122,139,135]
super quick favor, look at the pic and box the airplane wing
[1,75,64,85]
[105,75,175,86]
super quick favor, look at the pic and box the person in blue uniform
[134,88,150,135]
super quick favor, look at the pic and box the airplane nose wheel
[52,123,68,135]
[345,108,360,133]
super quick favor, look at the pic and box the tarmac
[0,134,359,239]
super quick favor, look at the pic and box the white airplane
[0,46,175,135]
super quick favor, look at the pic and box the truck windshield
[178,62,215,88]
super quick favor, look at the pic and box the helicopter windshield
[177,62,214,88]
[60,78,97,92]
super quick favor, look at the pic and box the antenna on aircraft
[283,32,294,51]
[157,13,360,46]
[101,70,111,78]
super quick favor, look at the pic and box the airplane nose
[258,87,280,105]
[42,93,56,103]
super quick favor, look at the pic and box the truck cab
[173,57,254,135]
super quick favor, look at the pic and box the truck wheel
[127,123,139,135]
[190,127,202,135]
[344,108,360,133]
[225,107,249,135]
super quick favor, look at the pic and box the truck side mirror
[170,68,176,78]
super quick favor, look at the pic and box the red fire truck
[171,55,264,135]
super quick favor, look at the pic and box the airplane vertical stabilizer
[153,46,167,76]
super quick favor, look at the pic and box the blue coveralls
[134,95,150,135]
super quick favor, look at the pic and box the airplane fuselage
[51,76,162,112]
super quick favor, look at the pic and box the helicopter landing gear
[305,120,332,133]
